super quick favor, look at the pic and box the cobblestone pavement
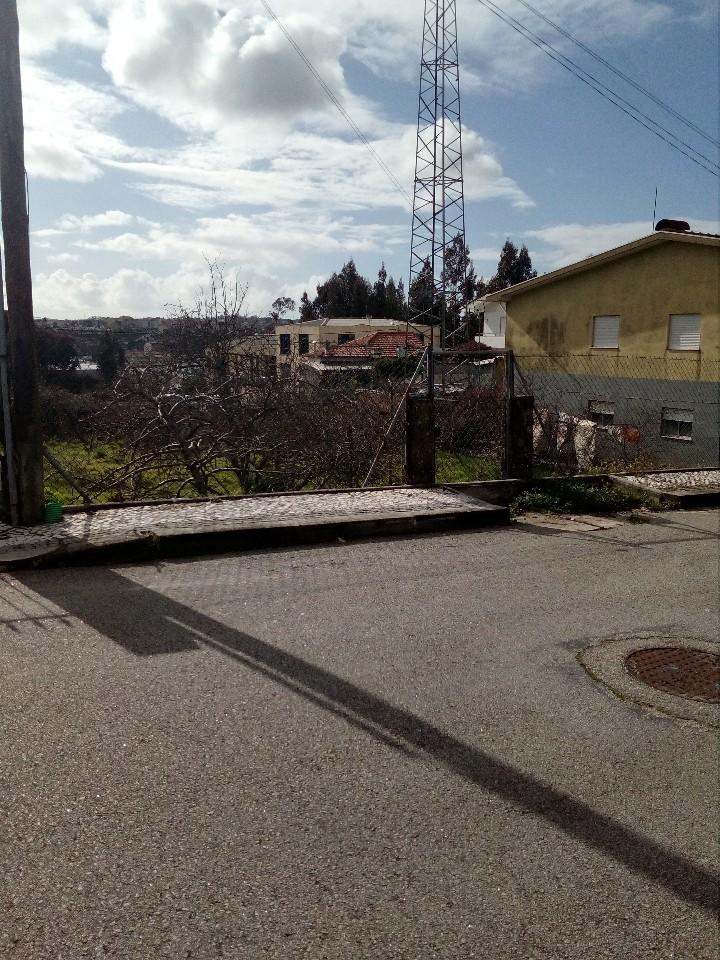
[627,469,720,491]
[0,488,496,564]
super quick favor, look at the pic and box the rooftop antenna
[652,185,658,230]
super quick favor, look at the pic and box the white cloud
[46,253,82,264]
[33,266,186,318]
[23,65,133,182]
[526,218,720,269]
[33,208,407,317]
[34,262,296,319]
[18,0,111,55]
[34,211,153,237]
[73,209,407,269]
[102,0,364,135]
[105,123,531,215]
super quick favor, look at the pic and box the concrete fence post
[406,395,436,487]
[506,395,535,479]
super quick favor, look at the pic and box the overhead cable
[510,0,719,149]
[474,0,719,177]
[259,0,412,205]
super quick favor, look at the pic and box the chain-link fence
[514,354,720,472]
[433,351,505,482]
[41,355,417,505]
[41,347,716,507]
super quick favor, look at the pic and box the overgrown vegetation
[510,480,659,517]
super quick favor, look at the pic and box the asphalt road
[1,510,718,959]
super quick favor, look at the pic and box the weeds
[510,480,659,517]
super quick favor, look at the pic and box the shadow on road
[13,567,720,916]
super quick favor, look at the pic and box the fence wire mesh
[433,351,506,482]
[42,355,415,505]
[514,354,720,473]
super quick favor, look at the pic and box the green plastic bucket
[44,501,64,523]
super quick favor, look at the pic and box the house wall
[502,238,720,468]
[505,239,720,366]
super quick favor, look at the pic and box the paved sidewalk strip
[0,487,506,568]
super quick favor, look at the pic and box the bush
[510,480,658,517]
[40,385,105,441]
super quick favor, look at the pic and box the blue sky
[16,0,720,318]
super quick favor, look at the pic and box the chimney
[655,219,691,233]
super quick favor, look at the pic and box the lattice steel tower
[409,0,467,350]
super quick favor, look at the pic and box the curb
[610,475,720,509]
[1,504,510,571]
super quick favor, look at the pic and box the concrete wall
[503,238,720,365]
[522,371,719,467]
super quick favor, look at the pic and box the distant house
[474,226,720,466]
[273,318,439,365]
[323,330,425,363]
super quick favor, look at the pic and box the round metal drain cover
[625,647,720,704]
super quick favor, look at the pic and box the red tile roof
[326,330,426,359]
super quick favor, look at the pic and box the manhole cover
[625,647,720,704]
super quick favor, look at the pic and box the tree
[299,292,316,323]
[270,296,296,323]
[442,235,478,308]
[159,260,250,376]
[481,239,537,294]
[385,277,407,321]
[408,258,436,321]
[96,329,126,384]
[313,259,372,318]
[371,262,388,318]
[442,234,479,333]
[35,328,79,380]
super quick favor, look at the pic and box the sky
[14,0,720,319]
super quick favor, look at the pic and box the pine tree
[408,259,436,321]
[371,262,388,318]
[313,260,373,318]
[486,240,537,293]
[299,292,316,322]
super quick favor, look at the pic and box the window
[298,334,310,355]
[661,407,694,441]
[337,333,355,345]
[668,314,701,351]
[588,400,615,427]
[279,333,291,355]
[592,315,620,349]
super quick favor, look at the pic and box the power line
[474,0,719,178]
[510,0,719,149]
[259,1,412,205]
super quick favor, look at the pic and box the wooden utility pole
[0,0,44,524]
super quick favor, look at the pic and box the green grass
[44,441,127,505]
[44,441,246,505]
[509,479,659,518]
[436,451,501,483]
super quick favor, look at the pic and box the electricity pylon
[408,0,467,353]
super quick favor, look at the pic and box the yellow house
[482,229,719,361]
[479,228,720,466]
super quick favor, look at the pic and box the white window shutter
[669,315,701,351]
[592,316,620,349]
